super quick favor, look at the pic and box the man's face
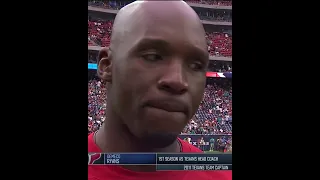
[105,2,209,148]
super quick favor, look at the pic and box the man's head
[98,1,209,149]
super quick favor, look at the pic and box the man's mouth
[145,100,188,115]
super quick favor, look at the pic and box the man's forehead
[115,1,206,51]
[138,1,200,30]
[140,1,196,16]
[119,1,207,52]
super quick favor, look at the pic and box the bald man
[88,1,232,179]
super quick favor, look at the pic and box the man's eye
[190,62,205,71]
[142,54,163,62]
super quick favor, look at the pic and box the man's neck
[95,119,180,153]
[95,118,181,172]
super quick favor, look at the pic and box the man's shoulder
[88,165,231,180]
[186,170,232,180]
[88,133,101,152]
[88,166,114,180]
[179,138,202,152]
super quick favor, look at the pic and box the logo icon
[88,153,102,164]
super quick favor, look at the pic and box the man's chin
[138,132,178,149]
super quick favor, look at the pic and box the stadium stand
[185,0,232,6]
[182,78,232,135]
[88,78,107,134]
[88,0,232,138]
[88,18,232,57]
[88,0,232,57]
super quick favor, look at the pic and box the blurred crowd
[88,77,232,135]
[88,78,107,134]
[183,135,232,152]
[88,18,232,57]
[88,0,232,57]
[182,78,232,135]
[185,0,232,6]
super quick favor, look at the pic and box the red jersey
[88,133,232,180]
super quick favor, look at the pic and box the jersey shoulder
[205,171,232,180]
[88,166,114,180]
[179,138,203,152]
[181,170,231,180]
[88,133,101,152]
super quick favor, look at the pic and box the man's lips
[144,99,188,115]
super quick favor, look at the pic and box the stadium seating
[88,79,107,134]
[182,78,232,135]
[88,19,113,47]
[197,9,232,22]
[88,18,232,57]
[185,0,232,6]
[88,0,232,57]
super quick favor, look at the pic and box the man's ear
[97,47,112,83]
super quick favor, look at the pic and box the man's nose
[157,61,188,95]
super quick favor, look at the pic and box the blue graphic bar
[104,153,156,165]
[88,63,98,69]
[157,154,231,165]
[156,164,232,171]
[103,153,231,165]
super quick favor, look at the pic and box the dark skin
[95,1,209,172]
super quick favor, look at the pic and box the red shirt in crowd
[88,133,232,180]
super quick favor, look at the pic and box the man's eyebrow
[134,38,171,49]
[187,46,209,62]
